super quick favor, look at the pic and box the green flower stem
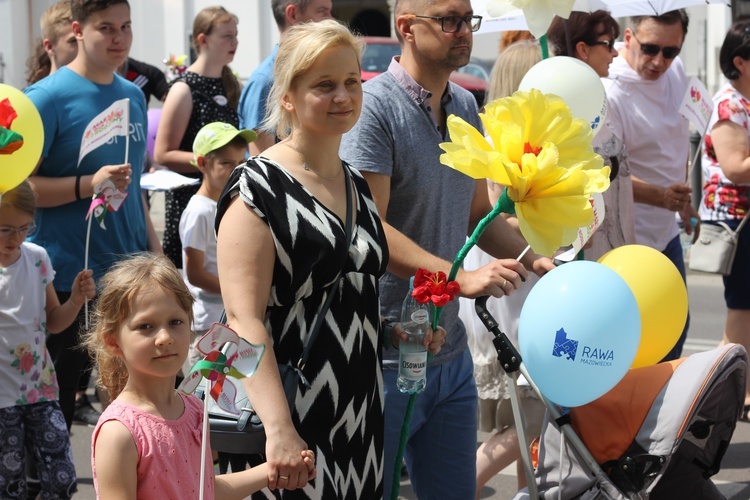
[540,34,550,60]
[390,189,513,499]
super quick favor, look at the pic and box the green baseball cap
[191,122,257,166]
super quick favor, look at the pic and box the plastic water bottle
[680,216,699,258]
[397,277,430,394]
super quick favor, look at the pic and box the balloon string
[390,190,515,499]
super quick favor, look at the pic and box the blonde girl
[0,180,94,498]
[154,5,242,269]
[87,253,314,499]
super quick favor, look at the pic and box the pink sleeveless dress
[92,392,215,499]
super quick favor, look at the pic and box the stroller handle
[473,296,616,498]
[475,296,522,373]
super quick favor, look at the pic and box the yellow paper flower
[487,0,576,38]
[440,89,610,257]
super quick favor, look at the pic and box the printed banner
[554,193,605,262]
[77,98,130,166]
[679,77,713,134]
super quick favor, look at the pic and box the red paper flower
[0,98,18,129]
[412,268,461,307]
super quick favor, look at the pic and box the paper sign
[140,169,201,191]
[555,193,605,262]
[679,76,713,134]
[78,98,130,166]
[86,178,128,230]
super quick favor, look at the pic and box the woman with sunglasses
[699,20,750,421]
[547,11,637,260]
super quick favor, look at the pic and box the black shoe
[73,396,101,427]
[741,404,750,423]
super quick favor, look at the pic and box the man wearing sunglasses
[605,9,698,362]
[341,0,555,497]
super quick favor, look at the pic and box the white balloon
[519,56,607,137]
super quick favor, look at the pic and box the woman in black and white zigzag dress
[216,21,414,499]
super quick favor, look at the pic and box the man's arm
[362,171,529,298]
[631,175,692,211]
[469,179,556,277]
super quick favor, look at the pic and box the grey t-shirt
[341,68,482,368]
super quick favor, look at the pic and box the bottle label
[411,309,429,324]
[400,351,428,380]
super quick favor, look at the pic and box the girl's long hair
[83,253,194,399]
[192,6,241,110]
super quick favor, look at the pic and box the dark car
[361,37,488,106]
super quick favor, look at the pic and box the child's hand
[302,450,316,480]
[71,269,95,308]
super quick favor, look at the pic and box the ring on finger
[501,278,508,288]
[279,475,289,480]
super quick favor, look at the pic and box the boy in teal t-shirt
[25,0,160,429]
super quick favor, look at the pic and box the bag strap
[736,213,750,234]
[714,215,750,237]
[296,163,354,370]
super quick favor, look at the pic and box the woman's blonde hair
[263,19,363,139]
[84,253,194,399]
[0,180,36,218]
[486,39,541,104]
[192,6,241,110]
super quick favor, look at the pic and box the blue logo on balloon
[519,261,640,407]
[552,328,578,361]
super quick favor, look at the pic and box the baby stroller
[473,297,748,500]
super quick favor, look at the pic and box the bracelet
[75,176,82,201]
[70,296,81,308]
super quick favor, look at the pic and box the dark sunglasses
[587,39,616,51]
[402,14,483,33]
[632,33,681,59]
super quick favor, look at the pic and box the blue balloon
[519,261,640,407]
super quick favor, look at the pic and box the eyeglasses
[587,39,616,51]
[0,222,36,240]
[631,33,681,59]
[402,14,483,33]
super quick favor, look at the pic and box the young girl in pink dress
[86,253,314,498]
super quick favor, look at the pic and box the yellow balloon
[598,245,688,368]
[0,84,44,193]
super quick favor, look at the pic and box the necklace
[288,141,342,181]
[303,161,342,181]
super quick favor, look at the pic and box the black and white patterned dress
[216,157,388,499]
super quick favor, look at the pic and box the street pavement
[66,194,749,498]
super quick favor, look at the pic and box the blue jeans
[383,348,478,500]
[661,234,689,361]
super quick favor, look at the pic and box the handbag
[688,216,748,276]
[206,164,354,455]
